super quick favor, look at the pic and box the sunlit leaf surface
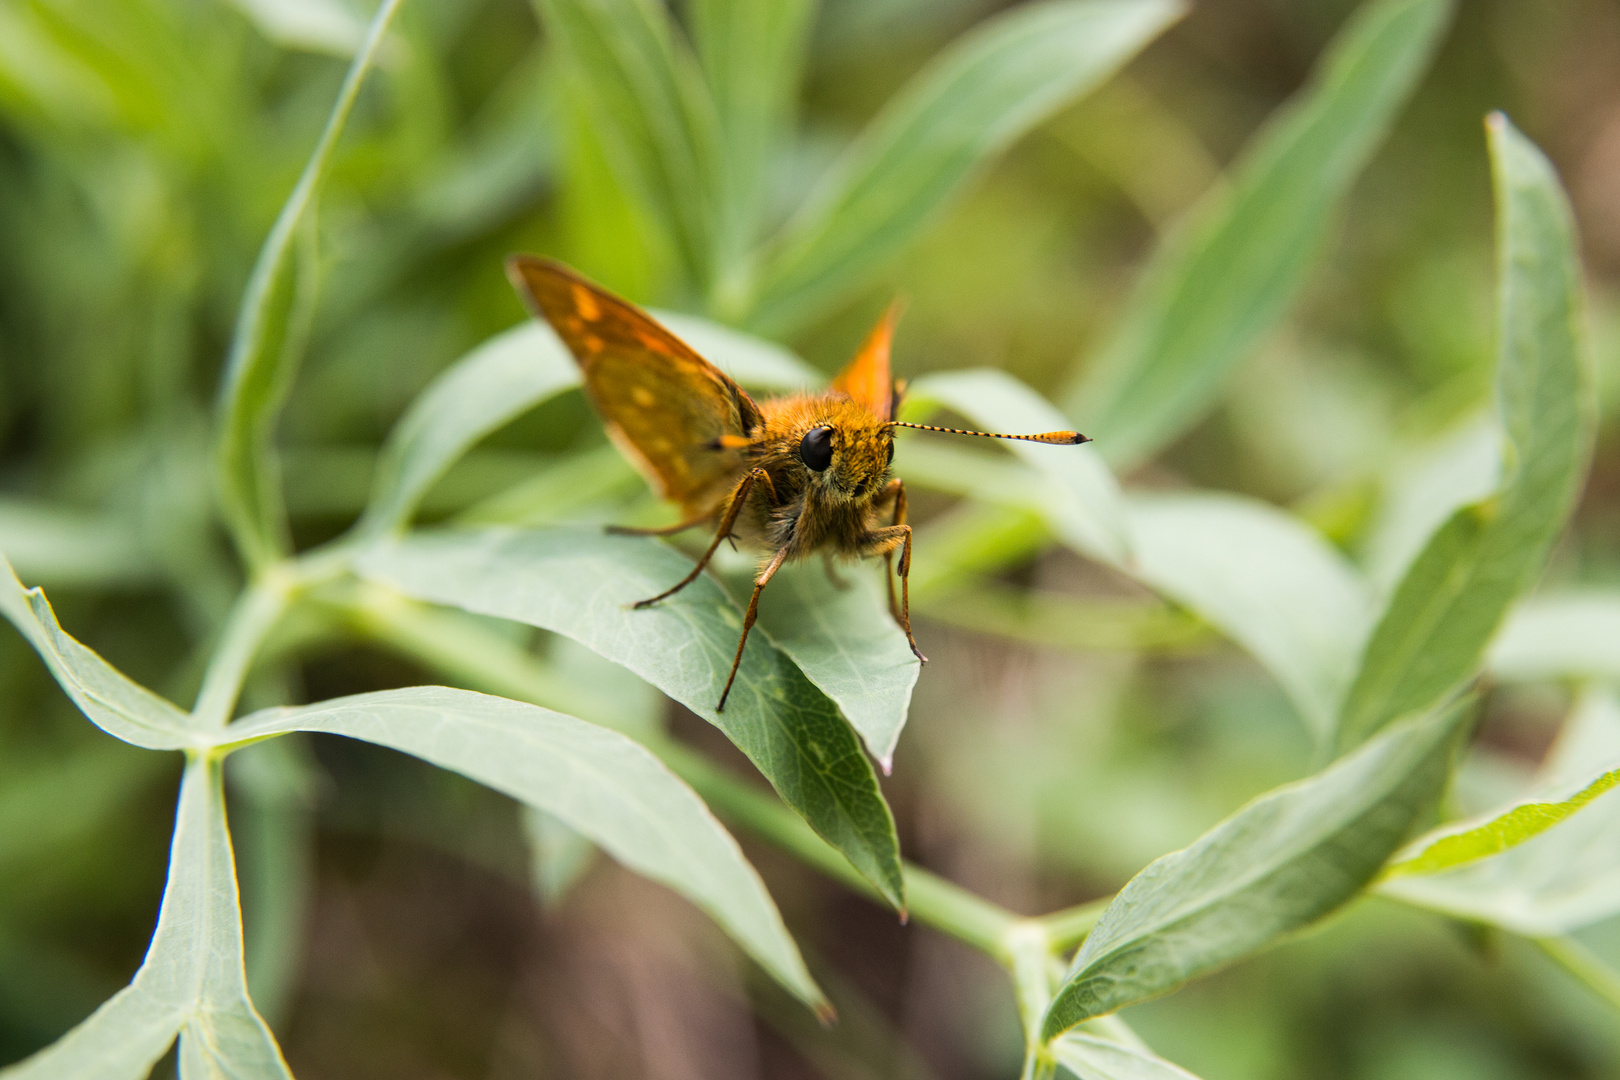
[1336,115,1595,751]
[1042,699,1470,1036]
[357,527,906,908]
[228,685,826,1010]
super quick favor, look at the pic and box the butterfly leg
[607,511,712,537]
[863,520,926,664]
[717,545,790,712]
[872,479,907,624]
[632,468,774,609]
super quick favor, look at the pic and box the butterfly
[507,256,1089,710]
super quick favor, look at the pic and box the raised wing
[831,301,903,420]
[506,256,762,516]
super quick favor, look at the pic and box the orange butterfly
[507,256,1089,710]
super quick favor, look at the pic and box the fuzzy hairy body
[733,394,898,562]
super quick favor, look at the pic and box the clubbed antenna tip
[889,421,1092,445]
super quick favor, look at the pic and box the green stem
[1533,935,1620,1014]
[1036,898,1111,954]
[190,566,297,728]
[664,740,1020,960]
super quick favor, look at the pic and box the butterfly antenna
[888,421,1091,445]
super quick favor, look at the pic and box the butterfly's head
[777,397,895,504]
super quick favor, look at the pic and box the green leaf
[1054,1030,1205,1080]
[750,561,919,772]
[1488,592,1620,684]
[534,0,721,291]
[1378,692,1620,934]
[1066,0,1455,469]
[224,0,367,56]
[906,369,1131,567]
[356,528,905,909]
[524,807,599,907]
[1041,697,1471,1038]
[358,323,580,538]
[1359,414,1500,594]
[215,0,403,570]
[1336,115,1595,751]
[1126,493,1373,740]
[226,685,828,1012]
[0,553,194,748]
[1384,770,1620,878]
[0,756,291,1080]
[0,499,159,588]
[687,0,815,311]
[748,0,1184,333]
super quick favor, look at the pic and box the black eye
[886,440,895,464]
[799,426,835,471]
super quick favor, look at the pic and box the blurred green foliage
[3,0,1620,1078]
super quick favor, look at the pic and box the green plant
[2,0,1619,1077]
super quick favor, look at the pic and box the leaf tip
[813,1000,839,1027]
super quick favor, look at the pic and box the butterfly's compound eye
[800,426,835,471]
[886,440,895,464]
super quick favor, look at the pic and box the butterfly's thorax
[737,393,895,560]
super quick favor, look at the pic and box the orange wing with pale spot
[506,256,762,517]
[831,301,902,421]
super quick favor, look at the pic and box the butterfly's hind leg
[717,545,790,712]
[871,479,909,627]
[632,468,775,609]
[607,511,712,537]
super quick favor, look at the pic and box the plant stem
[191,566,297,728]
[663,739,1020,960]
[1037,898,1111,954]
[1533,935,1620,1013]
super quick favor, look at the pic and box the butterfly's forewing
[507,256,762,516]
[831,301,902,421]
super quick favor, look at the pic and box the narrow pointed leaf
[227,685,826,1010]
[358,323,580,538]
[749,0,1184,332]
[906,369,1130,566]
[0,554,192,748]
[1054,1032,1206,1080]
[1,757,291,1080]
[1336,115,1595,751]
[1041,698,1471,1038]
[534,0,720,288]
[1378,692,1620,935]
[688,0,815,305]
[1127,493,1373,740]
[1067,0,1454,468]
[356,529,905,909]
[215,0,402,568]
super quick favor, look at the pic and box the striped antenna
[888,421,1091,445]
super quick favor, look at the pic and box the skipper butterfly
[507,256,1089,710]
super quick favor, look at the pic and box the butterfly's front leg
[717,544,791,712]
[632,467,774,609]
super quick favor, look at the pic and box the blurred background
[3,0,1620,1077]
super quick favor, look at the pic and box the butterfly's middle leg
[632,467,775,609]
[717,544,790,712]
